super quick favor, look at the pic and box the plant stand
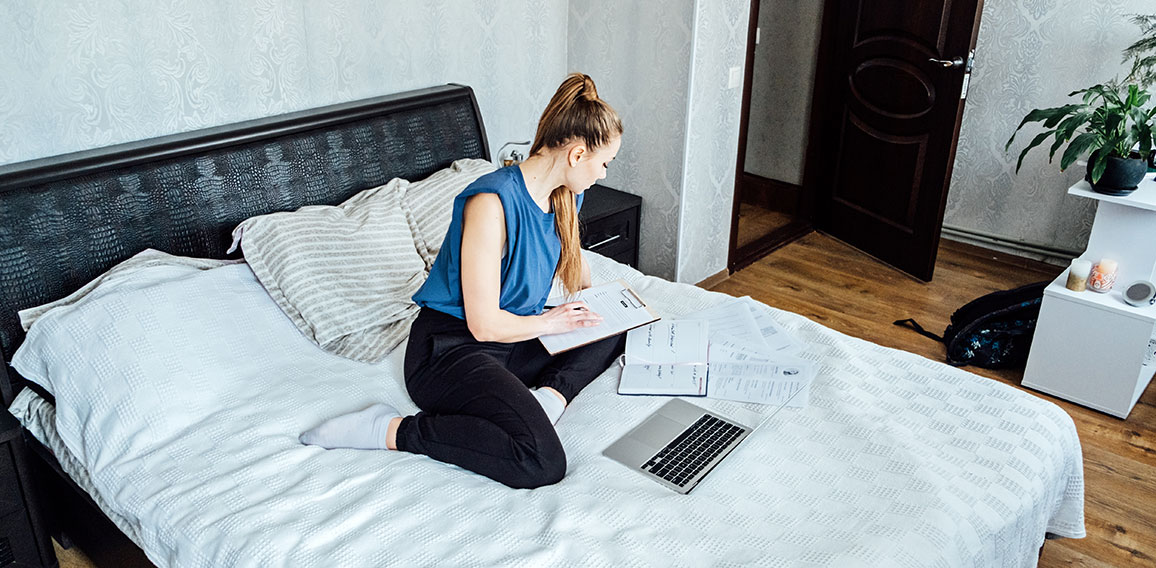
[1022,174,1156,419]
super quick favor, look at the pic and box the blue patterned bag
[894,281,1048,369]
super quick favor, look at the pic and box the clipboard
[538,279,660,355]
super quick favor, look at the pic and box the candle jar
[1066,259,1092,292]
[1088,259,1118,293]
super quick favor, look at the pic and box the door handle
[928,57,964,69]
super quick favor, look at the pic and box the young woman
[301,73,626,489]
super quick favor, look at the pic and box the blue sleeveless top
[412,166,583,320]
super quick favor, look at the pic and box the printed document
[680,299,770,353]
[708,337,814,406]
[707,359,815,407]
[617,320,709,396]
[538,279,660,355]
[736,296,805,354]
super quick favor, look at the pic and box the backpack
[893,281,1049,369]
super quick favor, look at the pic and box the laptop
[603,398,753,494]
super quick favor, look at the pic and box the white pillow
[402,158,497,268]
[230,178,425,363]
[10,253,416,476]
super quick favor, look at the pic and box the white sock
[299,403,400,450]
[531,388,566,425]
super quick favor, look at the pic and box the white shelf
[1024,173,1156,418]
[1069,173,1156,211]
[1045,270,1156,323]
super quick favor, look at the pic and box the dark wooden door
[809,0,983,281]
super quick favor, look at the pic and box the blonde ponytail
[532,73,623,295]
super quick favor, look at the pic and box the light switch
[727,66,742,89]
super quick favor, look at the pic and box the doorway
[730,0,985,281]
[729,0,824,273]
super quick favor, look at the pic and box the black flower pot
[1087,155,1147,196]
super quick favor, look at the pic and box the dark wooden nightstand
[0,411,56,567]
[579,184,642,268]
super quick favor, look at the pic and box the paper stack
[617,296,815,408]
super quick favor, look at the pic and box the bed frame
[0,84,490,567]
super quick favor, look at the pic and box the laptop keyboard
[642,414,746,487]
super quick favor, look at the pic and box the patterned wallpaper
[677,0,750,284]
[744,0,823,185]
[570,0,748,283]
[568,1,695,281]
[0,0,569,170]
[948,0,1155,257]
[11,0,1155,283]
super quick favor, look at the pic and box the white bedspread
[9,252,1084,567]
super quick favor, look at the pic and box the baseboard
[940,224,1078,267]
[696,268,730,289]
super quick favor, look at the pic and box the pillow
[11,253,417,474]
[402,158,497,268]
[230,177,425,363]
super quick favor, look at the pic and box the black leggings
[397,307,626,489]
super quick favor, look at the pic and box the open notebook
[617,320,709,396]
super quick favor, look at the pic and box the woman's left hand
[540,301,604,335]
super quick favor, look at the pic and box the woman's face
[566,135,621,194]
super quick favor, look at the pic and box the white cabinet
[1022,175,1156,419]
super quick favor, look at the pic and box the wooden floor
[710,232,1156,567]
[736,201,794,248]
[50,232,1156,567]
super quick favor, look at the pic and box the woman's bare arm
[460,193,602,342]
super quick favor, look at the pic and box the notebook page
[539,279,659,354]
[624,320,709,365]
[618,363,708,396]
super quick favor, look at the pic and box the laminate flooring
[736,201,795,249]
[710,232,1156,567]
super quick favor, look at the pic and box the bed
[0,84,1085,567]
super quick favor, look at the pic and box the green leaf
[1136,88,1151,107]
[1069,86,1092,98]
[1089,153,1109,184]
[1006,105,1083,150]
[1059,132,1102,170]
[1105,112,1124,133]
[1050,113,1090,154]
[1100,85,1123,106]
[1041,104,1084,128]
[1126,83,1141,107]
[1016,130,1056,172]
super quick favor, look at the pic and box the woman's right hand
[540,302,604,335]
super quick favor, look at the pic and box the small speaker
[1123,280,1156,307]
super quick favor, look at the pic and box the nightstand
[580,184,642,268]
[0,411,56,567]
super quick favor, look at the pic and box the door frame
[727,0,816,273]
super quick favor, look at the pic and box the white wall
[567,0,695,281]
[0,0,569,168]
[569,0,748,282]
[3,0,749,283]
[677,0,750,284]
[948,0,1156,259]
[744,0,823,185]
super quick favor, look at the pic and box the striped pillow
[402,158,497,268]
[230,177,425,363]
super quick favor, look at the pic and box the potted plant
[1006,82,1155,196]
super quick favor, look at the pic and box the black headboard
[0,84,489,402]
